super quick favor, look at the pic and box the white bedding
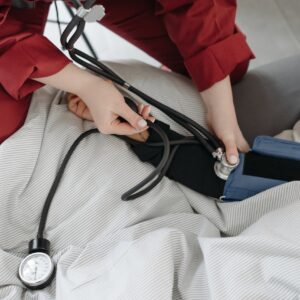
[0,61,299,300]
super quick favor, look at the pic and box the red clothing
[0,0,254,143]
[0,1,70,143]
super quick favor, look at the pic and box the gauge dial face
[19,252,54,287]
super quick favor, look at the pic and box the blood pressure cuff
[222,136,300,201]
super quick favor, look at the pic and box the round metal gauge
[19,252,55,290]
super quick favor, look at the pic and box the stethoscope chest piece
[19,239,55,290]
[214,154,239,180]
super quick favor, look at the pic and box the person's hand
[205,103,250,163]
[67,93,94,121]
[77,78,151,135]
[201,76,250,164]
[67,81,155,135]
[33,63,152,136]
[137,103,155,123]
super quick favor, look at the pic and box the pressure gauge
[19,252,55,290]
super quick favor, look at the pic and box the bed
[0,58,299,299]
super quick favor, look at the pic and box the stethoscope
[18,0,239,290]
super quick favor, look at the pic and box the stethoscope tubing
[23,1,229,289]
[37,128,98,238]
[60,14,222,153]
[37,120,172,238]
[37,2,224,241]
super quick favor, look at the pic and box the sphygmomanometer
[14,0,300,290]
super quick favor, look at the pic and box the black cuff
[129,119,225,198]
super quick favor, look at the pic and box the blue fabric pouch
[222,136,300,201]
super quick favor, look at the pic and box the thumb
[223,137,239,165]
[118,102,147,130]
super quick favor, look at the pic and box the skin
[33,63,150,136]
[66,92,152,142]
[201,76,250,163]
[33,62,250,162]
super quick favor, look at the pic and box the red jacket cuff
[0,33,71,100]
[184,31,255,91]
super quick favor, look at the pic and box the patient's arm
[129,120,225,198]
[66,93,224,198]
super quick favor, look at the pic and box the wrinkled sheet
[0,62,299,300]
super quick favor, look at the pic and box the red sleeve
[0,1,71,100]
[156,0,255,91]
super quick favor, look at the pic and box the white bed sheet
[0,61,299,300]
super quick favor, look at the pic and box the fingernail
[229,155,238,164]
[138,119,147,128]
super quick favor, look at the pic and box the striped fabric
[0,61,299,300]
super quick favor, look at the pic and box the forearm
[200,76,238,127]
[199,75,250,162]
[32,62,101,101]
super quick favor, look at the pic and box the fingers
[138,104,155,123]
[237,130,250,153]
[68,91,155,135]
[223,137,239,165]
[117,102,148,130]
[110,103,155,135]
[116,104,155,130]
[67,95,93,121]
[138,103,144,115]
[142,105,155,123]
[238,139,250,153]
[224,134,250,165]
[77,100,87,116]
[67,95,80,114]
[110,118,148,135]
